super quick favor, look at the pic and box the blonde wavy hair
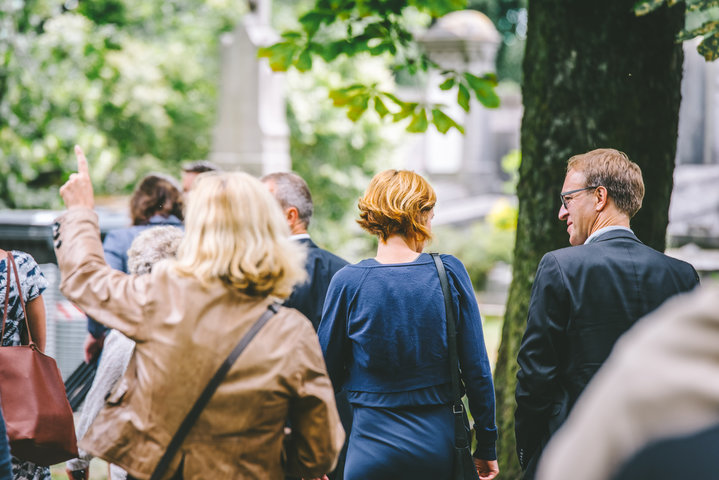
[357,170,436,243]
[173,172,307,298]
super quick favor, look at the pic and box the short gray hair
[260,172,314,228]
[127,226,184,275]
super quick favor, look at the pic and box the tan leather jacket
[54,208,344,480]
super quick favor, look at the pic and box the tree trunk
[493,1,685,477]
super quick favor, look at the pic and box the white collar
[584,225,633,244]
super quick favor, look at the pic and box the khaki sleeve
[54,208,151,342]
[283,318,345,478]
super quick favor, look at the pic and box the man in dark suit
[261,172,348,329]
[261,172,349,479]
[514,148,699,479]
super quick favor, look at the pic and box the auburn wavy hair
[357,170,436,243]
[173,172,307,298]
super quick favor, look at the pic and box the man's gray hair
[127,226,184,275]
[260,172,314,228]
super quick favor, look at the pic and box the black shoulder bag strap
[431,254,467,447]
[150,302,280,480]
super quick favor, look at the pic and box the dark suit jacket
[283,238,348,480]
[284,237,348,331]
[514,229,699,477]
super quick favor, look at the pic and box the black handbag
[431,253,480,480]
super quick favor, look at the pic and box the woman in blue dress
[318,170,499,480]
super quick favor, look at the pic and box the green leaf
[439,77,455,91]
[457,83,470,112]
[677,20,719,41]
[296,49,313,71]
[481,72,499,84]
[329,89,352,107]
[317,41,345,62]
[347,108,365,121]
[431,108,464,134]
[383,93,405,107]
[374,97,390,117]
[634,0,667,16]
[349,93,370,110]
[369,41,394,55]
[257,43,298,71]
[406,108,429,133]
[337,91,370,121]
[413,0,467,17]
[464,73,500,108]
[698,32,719,60]
[329,85,365,107]
[281,31,303,40]
[688,0,719,11]
[392,102,417,121]
[299,11,334,36]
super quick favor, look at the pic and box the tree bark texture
[493,2,685,477]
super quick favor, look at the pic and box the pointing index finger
[75,145,89,176]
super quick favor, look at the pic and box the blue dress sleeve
[317,270,353,393]
[443,254,498,460]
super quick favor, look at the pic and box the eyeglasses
[560,186,599,209]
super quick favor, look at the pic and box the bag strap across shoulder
[150,302,280,480]
[1,249,33,345]
[431,253,462,407]
[431,253,473,453]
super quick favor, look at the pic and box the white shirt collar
[290,233,311,241]
[584,225,633,244]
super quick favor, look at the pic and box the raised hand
[59,145,95,209]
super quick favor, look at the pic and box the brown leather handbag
[0,250,78,466]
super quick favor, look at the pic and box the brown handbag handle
[1,249,34,346]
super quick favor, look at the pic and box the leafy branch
[258,0,500,134]
[635,0,719,60]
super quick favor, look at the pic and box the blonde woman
[318,170,499,480]
[66,226,184,480]
[56,147,344,480]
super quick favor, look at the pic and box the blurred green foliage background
[1,0,523,275]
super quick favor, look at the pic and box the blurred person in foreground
[261,172,350,480]
[318,170,499,480]
[537,282,719,480]
[83,173,184,363]
[56,146,344,480]
[514,148,699,478]
[66,226,184,480]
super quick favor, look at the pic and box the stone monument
[210,0,290,176]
